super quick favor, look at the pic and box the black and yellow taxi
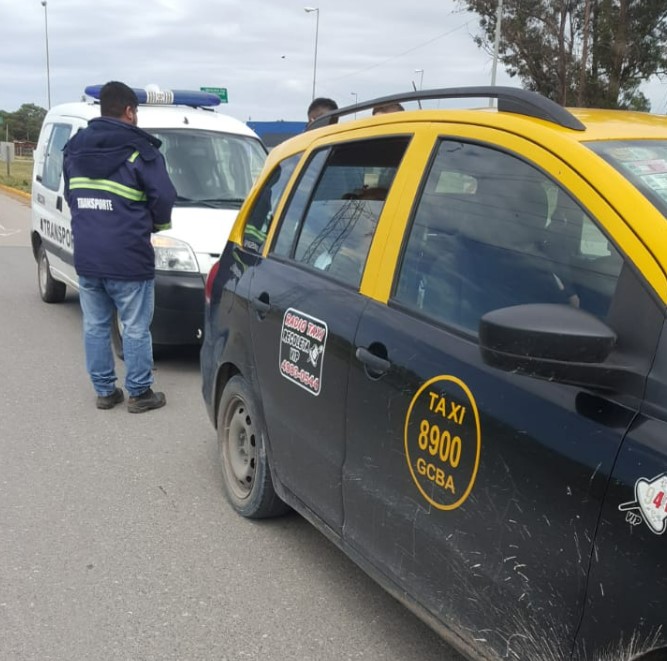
[201,86,667,660]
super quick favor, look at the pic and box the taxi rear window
[586,140,667,218]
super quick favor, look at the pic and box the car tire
[37,244,66,303]
[111,311,165,362]
[216,375,289,519]
[111,310,125,360]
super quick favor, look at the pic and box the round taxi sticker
[404,375,481,511]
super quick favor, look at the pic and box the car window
[272,137,410,288]
[272,150,328,258]
[242,153,301,253]
[394,139,624,333]
[586,139,667,219]
[42,124,72,191]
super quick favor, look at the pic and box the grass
[0,157,33,194]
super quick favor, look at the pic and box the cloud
[1,0,665,119]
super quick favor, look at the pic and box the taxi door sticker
[279,308,328,396]
[619,473,667,535]
[404,375,481,511]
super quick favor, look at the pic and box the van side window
[41,124,72,191]
[242,153,301,253]
[393,139,624,332]
[272,137,410,288]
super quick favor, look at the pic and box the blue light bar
[84,85,221,108]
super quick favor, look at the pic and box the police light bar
[84,85,221,108]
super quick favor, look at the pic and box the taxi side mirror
[479,304,642,395]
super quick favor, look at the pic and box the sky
[2,0,667,122]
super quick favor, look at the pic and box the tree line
[1,104,48,143]
[459,0,667,110]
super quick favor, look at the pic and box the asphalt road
[0,190,463,661]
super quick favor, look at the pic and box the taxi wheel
[37,244,66,303]
[217,376,288,519]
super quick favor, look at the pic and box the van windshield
[149,129,267,208]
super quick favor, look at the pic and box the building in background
[247,121,306,148]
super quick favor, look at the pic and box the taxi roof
[270,93,667,167]
[566,108,667,141]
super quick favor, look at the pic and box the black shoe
[96,387,124,410]
[128,388,166,413]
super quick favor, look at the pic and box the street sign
[200,87,228,103]
[1,141,15,165]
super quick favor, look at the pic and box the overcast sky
[2,0,667,122]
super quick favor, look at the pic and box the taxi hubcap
[223,395,257,498]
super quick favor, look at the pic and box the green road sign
[200,87,228,103]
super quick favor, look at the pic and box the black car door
[342,136,661,659]
[575,319,667,658]
[248,136,410,533]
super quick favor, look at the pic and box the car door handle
[252,294,271,317]
[56,196,63,212]
[355,347,391,374]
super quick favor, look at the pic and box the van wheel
[111,312,163,362]
[111,311,124,360]
[37,244,66,303]
[217,376,289,519]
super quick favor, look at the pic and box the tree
[11,104,47,142]
[459,0,667,110]
[0,104,47,142]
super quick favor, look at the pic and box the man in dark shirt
[63,81,176,412]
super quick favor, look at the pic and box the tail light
[204,260,221,304]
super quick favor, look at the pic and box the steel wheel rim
[115,313,124,339]
[222,394,257,500]
[38,252,48,295]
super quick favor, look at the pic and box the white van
[31,86,267,354]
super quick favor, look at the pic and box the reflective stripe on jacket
[63,118,177,281]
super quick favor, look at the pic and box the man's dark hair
[99,81,139,118]
[372,102,405,115]
[307,97,338,115]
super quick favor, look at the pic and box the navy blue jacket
[63,117,176,280]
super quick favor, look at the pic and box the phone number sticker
[279,308,328,396]
[404,375,481,510]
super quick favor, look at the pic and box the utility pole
[490,0,503,106]
[578,0,592,106]
[41,1,52,109]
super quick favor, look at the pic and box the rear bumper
[152,271,205,346]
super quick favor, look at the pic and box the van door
[33,122,77,285]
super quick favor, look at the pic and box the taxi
[200,86,667,660]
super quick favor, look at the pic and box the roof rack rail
[307,86,585,132]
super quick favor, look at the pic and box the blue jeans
[78,276,154,397]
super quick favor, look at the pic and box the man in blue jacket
[63,81,176,413]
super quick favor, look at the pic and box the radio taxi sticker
[279,308,328,396]
[404,375,481,511]
[618,473,667,535]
